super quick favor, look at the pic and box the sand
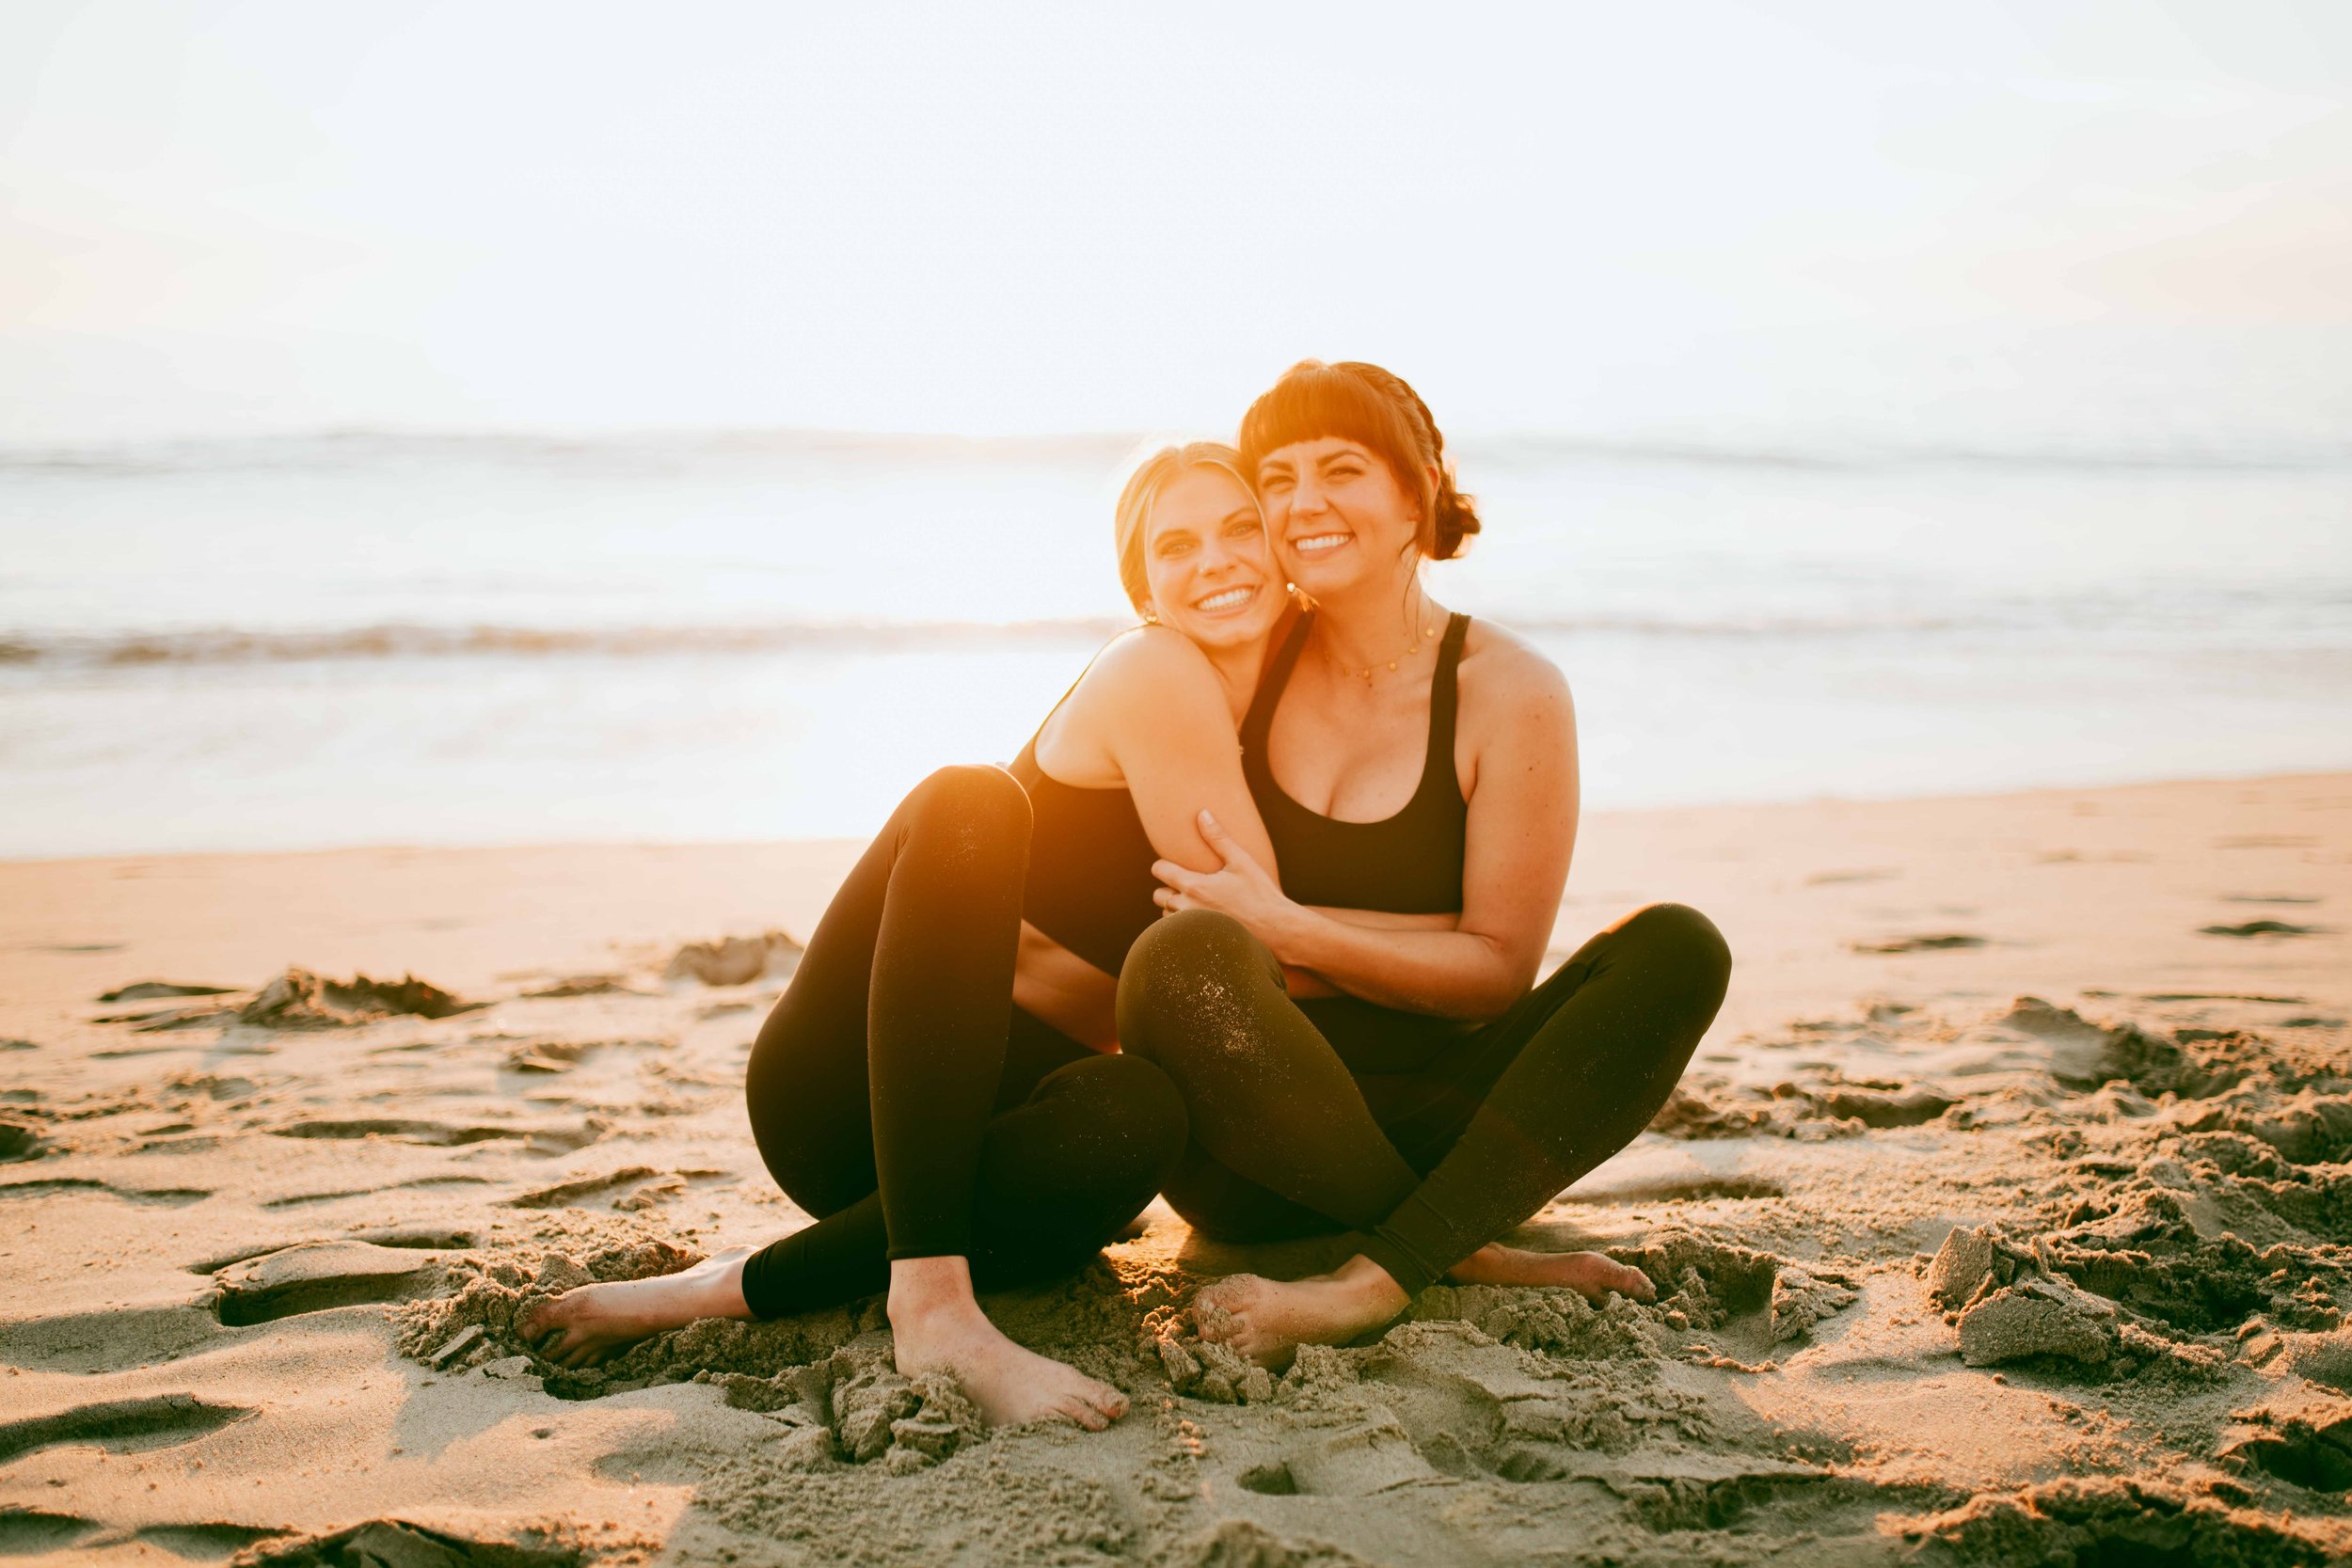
[3,771,2349,1565]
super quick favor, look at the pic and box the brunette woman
[1119,361,1733,1367]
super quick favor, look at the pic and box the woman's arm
[1153,633,1578,1020]
[1062,627,1285,876]
[1010,628,1285,1040]
[1011,921,1120,1051]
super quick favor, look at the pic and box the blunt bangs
[1239,361,1426,500]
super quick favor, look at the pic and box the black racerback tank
[1242,610,1471,913]
[1006,699,1163,978]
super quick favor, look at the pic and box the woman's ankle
[1333,1253,1411,1315]
[885,1254,982,1330]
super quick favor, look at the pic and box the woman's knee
[1115,910,1277,1057]
[1121,910,1266,996]
[1620,902,1733,996]
[905,763,1030,847]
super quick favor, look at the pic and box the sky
[2,1,2347,445]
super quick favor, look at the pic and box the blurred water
[2,430,2347,857]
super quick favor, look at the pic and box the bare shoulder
[1059,626,1230,745]
[1041,626,1230,781]
[1458,617,1573,724]
[1077,624,1224,705]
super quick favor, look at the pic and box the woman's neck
[1202,637,1268,722]
[1308,574,1445,677]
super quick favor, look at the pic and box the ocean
[3,428,2347,859]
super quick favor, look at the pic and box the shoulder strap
[1242,610,1314,752]
[1422,612,1472,788]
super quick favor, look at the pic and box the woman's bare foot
[520,1245,755,1369]
[1193,1254,1410,1370]
[887,1257,1127,1432]
[1445,1243,1657,1303]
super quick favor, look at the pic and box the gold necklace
[1327,620,1438,686]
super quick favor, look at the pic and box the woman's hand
[1152,811,1306,951]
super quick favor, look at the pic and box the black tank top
[1242,610,1471,913]
[1006,705,1162,978]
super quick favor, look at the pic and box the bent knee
[1120,909,1263,990]
[1622,902,1733,990]
[914,762,1029,819]
[908,763,1030,839]
[1115,911,1279,1062]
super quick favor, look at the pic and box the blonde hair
[1112,441,1263,618]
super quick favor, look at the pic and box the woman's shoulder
[1455,617,1575,779]
[1045,626,1230,755]
[1458,616,1572,711]
[1077,624,1226,700]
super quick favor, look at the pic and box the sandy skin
[520,1253,1126,1430]
[1196,1244,1656,1369]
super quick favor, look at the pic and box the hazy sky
[3,1,2346,443]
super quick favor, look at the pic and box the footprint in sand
[1847,933,1986,955]
[0,1303,226,1375]
[0,1510,101,1553]
[187,1229,476,1274]
[136,1523,293,1558]
[210,1240,450,1327]
[498,1037,667,1076]
[507,1166,716,1212]
[0,1394,253,1465]
[1563,1174,1787,1204]
[2200,919,2324,939]
[518,974,645,999]
[0,1117,42,1162]
[95,981,238,1003]
[261,1174,494,1211]
[270,1117,599,1153]
[0,1177,208,1206]
[0,1513,289,1559]
[242,1519,573,1567]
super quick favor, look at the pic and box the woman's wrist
[1262,899,1326,968]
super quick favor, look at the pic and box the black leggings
[1116,903,1730,1297]
[738,765,1188,1319]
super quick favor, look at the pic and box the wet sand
[3,772,2348,1564]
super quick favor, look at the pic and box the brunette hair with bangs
[1237,359,1482,561]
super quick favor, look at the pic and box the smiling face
[1138,464,1285,652]
[1253,436,1426,601]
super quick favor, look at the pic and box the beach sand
[4,772,2349,1565]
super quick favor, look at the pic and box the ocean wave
[0,607,2287,669]
[0,619,1135,668]
[2,425,2345,479]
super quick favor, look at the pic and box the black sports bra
[1006,705,1162,978]
[1241,610,1471,914]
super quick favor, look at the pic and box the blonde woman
[525,444,1291,1429]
